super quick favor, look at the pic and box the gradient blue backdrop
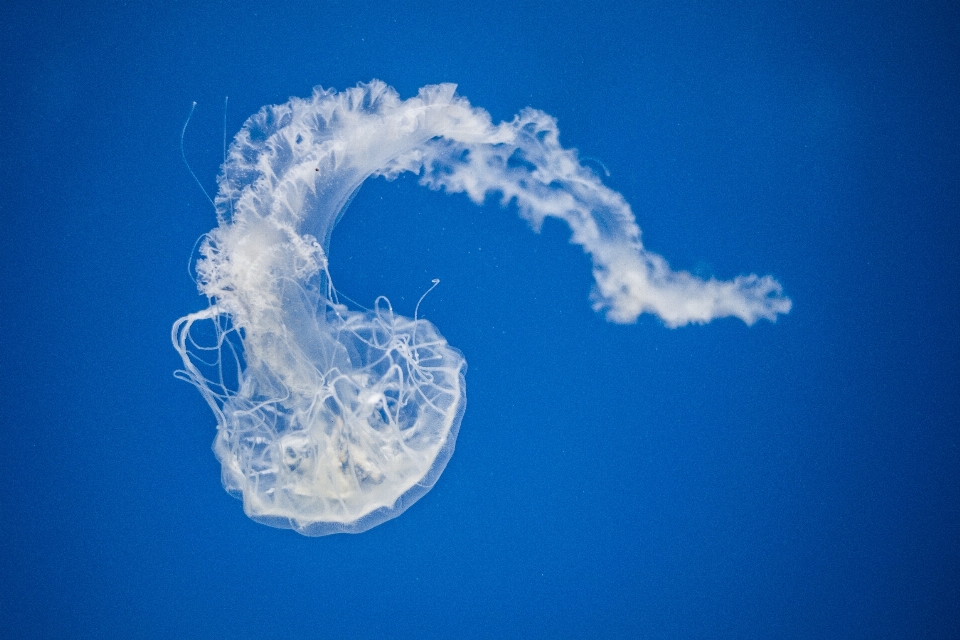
[2,1,958,638]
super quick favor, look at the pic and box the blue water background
[2,1,958,637]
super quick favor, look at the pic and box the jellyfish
[172,81,791,536]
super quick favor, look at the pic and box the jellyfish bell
[174,80,790,536]
[175,285,466,535]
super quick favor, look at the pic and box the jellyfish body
[174,294,464,535]
[173,81,790,536]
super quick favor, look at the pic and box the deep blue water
[2,1,958,638]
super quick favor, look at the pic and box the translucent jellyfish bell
[173,81,790,536]
[174,284,466,535]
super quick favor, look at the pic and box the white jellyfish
[173,81,790,536]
